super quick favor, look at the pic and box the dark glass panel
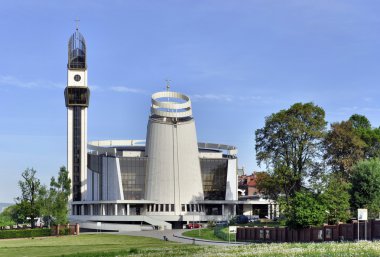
[65,87,90,107]
[200,159,228,200]
[119,157,147,200]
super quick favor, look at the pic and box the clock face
[74,74,81,82]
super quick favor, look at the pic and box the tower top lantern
[68,29,87,69]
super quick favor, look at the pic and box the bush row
[214,226,235,241]
[0,228,52,239]
[58,227,71,235]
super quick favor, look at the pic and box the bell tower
[64,28,90,203]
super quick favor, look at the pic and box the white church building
[64,28,276,231]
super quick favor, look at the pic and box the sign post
[357,209,368,241]
[229,226,237,243]
[96,221,102,233]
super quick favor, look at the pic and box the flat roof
[109,145,222,153]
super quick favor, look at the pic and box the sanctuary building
[65,29,277,231]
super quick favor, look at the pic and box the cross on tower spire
[75,18,80,31]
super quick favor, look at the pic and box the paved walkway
[118,229,248,246]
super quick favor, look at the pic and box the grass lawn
[0,234,194,257]
[2,233,380,256]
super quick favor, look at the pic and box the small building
[238,173,278,219]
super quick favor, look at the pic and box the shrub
[285,190,327,228]
[214,226,235,241]
[0,228,52,239]
[58,227,71,235]
[207,220,215,229]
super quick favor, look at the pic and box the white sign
[358,209,368,221]
[229,226,237,233]
[96,222,102,227]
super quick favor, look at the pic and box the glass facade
[72,106,81,201]
[68,30,86,69]
[119,157,147,200]
[87,153,231,202]
[200,159,228,200]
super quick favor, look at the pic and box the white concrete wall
[81,108,88,200]
[67,69,87,87]
[225,159,238,200]
[145,118,204,214]
[101,157,122,201]
[87,168,93,200]
[198,152,223,159]
[67,108,73,202]
[122,151,144,157]
[93,172,99,201]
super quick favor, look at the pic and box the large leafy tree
[16,168,42,228]
[319,174,351,224]
[324,121,366,179]
[255,172,281,200]
[255,102,327,202]
[349,114,371,130]
[349,114,380,159]
[350,158,380,218]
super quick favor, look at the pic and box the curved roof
[68,29,86,69]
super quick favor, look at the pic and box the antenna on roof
[165,79,171,92]
[75,18,80,31]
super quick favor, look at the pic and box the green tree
[349,114,371,130]
[285,190,327,228]
[16,168,42,228]
[255,102,327,202]
[319,174,351,224]
[348,114,380,159]
[0,205,16,227]
[255,172,281,200]
[324,121,366,179]
[49,166,71,225]
[350,158,380,218]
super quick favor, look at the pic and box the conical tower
[145,91,204,215]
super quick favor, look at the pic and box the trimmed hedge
[0,228,52,239]
[214,226,236,241]
[58,227,71,235]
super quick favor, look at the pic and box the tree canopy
[324,121,366,179]
[16,168,42,228]
[255,102,327,201]
[285,190,327,228]
[350,158,380,218]
[15,166,71,228]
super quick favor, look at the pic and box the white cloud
[191,94,233,102]
[0,75,64,89]
[191,93,269,104]
[110,86,145,94]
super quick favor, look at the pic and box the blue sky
[1,0,380,202]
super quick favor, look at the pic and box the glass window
[200,159,228,200]
[119,157,147,200]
